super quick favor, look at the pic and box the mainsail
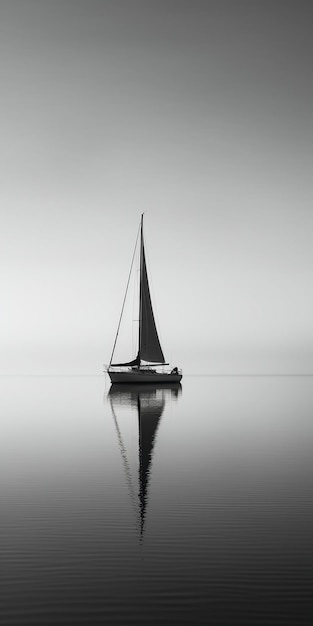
[138,228,165,363]
[111,214,165,367]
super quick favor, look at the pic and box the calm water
[0,375,312,625]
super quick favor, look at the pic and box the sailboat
[106,214,182,384]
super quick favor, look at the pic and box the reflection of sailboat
[108,383,182,537]
[106,214,182,384]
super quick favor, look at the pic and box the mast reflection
[108,383,182,538]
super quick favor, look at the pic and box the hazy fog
[0,1,312,374]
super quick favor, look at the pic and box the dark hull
[108,371,182,384]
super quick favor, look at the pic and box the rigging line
[109,221,141,367]
[109,397,139,520]
[132,253,140,359]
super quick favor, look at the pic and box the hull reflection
[108,384,182,537]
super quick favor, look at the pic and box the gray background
[0,0,312,374]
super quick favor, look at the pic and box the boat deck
[108,369,182,384]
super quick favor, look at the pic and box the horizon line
[0,373,312,378]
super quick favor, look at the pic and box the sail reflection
[108,383,182,538]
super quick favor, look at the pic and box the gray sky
[0,0,312,374]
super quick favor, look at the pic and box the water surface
[0,375,312,625]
